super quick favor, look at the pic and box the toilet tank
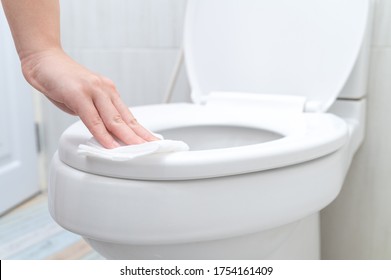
[184,0,373,112]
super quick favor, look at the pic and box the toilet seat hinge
[203,91,310,113]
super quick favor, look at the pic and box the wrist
[19,47,68,93]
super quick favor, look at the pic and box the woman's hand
[22,49,159,148]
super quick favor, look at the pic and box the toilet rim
[58,103,349,180]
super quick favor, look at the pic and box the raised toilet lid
[185,0,370,112]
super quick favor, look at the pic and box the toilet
[49,0,373,259]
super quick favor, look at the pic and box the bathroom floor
[0,193,104,260]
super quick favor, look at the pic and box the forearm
[1,0,61,62]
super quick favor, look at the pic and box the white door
[0,5,39,215]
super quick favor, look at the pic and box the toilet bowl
[49,0,373,259]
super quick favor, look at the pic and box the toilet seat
[59,102,349,180]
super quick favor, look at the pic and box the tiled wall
[40,0,391,259]
[321,0,391,259]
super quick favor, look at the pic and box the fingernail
[112,141,120,148]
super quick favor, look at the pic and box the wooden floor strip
[0,193,101,260]
[0,222,64,258]
[46,239,95,260]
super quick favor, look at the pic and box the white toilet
[49,0,373,259]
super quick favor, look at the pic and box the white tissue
[77,137,189,161]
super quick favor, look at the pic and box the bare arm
[1,0,158,148]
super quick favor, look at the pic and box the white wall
[39,0,391,259]
[321,0,391,259]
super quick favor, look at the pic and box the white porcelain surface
[84,214,320,260]
[49,146,347,245]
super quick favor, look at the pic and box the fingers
[111,94,160,141]
[93,92,146,145]
[75,77,158,148]
[77,100,120,149]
